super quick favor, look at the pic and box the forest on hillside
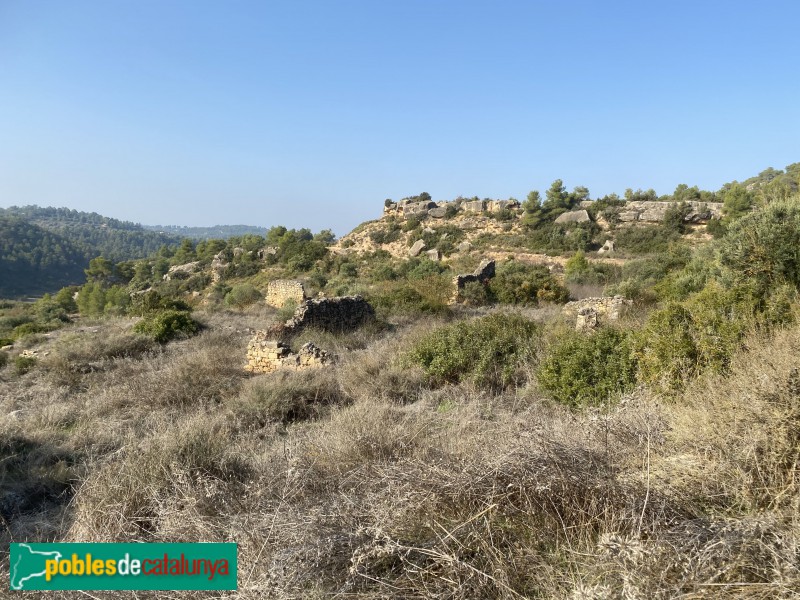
[0,206,179,298]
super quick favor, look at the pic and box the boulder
[457,241,472,253]
[554,209,591,224]
[409,239,426,257]
[426,249,441,262]
[428,207,448,218]
[163,261,201,281]
[597,240,615,254]
[462,200,486,213]
[473,259,496,279]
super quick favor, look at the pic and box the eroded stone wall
[563,296,632,330]
[284,296,375,333]
[245,335,331,373]
[266,279,306,308]
[451,259,496,304]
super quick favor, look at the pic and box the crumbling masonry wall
[245,335,331,374]
[266,279,306,308]
[284,296,375,333]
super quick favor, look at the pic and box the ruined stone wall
[266,279,306,308]
[563,296,632,330]
[284,296,375,333]
[245,335,331,374]
[451,259,496,304]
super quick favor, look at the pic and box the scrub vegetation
[2,165,800,598]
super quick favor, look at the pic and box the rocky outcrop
[451,259,496,303]
[245,336,331,374]
[616,201,722,224]
[597,240,615,254]
[555,209,591,224]
[266,279,306,308]
[163,261,201,281]
[284,296,375,334]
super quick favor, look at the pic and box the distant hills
[0,206,180,298]
[142,224,269,239]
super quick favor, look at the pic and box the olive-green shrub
[133,309,199,343]
[224,283,263,309]
[406,313,540,389]
[489,262,569,305]
[537,327,638,408]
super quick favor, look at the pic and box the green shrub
[133,310,199,343]
[406,314,540,389]
[368,280,451,316]
[614,226,682,254]
[0,338,12,348]
[564,251,621,286]
[14,354,37,375]
[718,196,800,294]
[635,283,754,391]
[537,327,638,408]
[490,262,569,305]
[224,283,263,309]
[0,351,7,369]
[459,280,492,306]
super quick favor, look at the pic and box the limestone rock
[426,249,440,262]
[163,261,201,281]
[457,241,472,253]
[597,240,615,254]
[409,239,426,257]
[462,200,486,213]
[554,209,591,224]
[428,207,448,218]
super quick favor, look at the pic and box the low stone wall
[563,296,632,330]
[266,279,306,308]
[245,336,331,374]
[284,295,375,333]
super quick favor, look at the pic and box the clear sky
[1,1,798,235]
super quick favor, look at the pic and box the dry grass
[0,309,798,598]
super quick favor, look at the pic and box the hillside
[1,163,800,597]
[0,206,179,298]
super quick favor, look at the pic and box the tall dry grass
[0,309,798,598]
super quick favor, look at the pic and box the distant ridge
[142,224,269,239]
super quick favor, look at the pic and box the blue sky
[1,1,798,235]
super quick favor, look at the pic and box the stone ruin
[563,296,632,331]
[451,259,496,303]
[244,295,375,374]
[283,295,374,334]
[266,279,307,308]
[245,336,331,374]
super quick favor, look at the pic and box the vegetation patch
[406,313,540,389]
[537,327,638,407]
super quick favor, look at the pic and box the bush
[406,314,540,389]
[0,350,7,369]
[14,354,37,375]
[133,310,199,343]
[613,225,683,255]
[635,283,755,391]
[537,327,638,408]
[489,262,569,305]
[224,283,263,309]
[718,196,800,295]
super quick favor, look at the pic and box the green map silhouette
[10,544,62,590]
